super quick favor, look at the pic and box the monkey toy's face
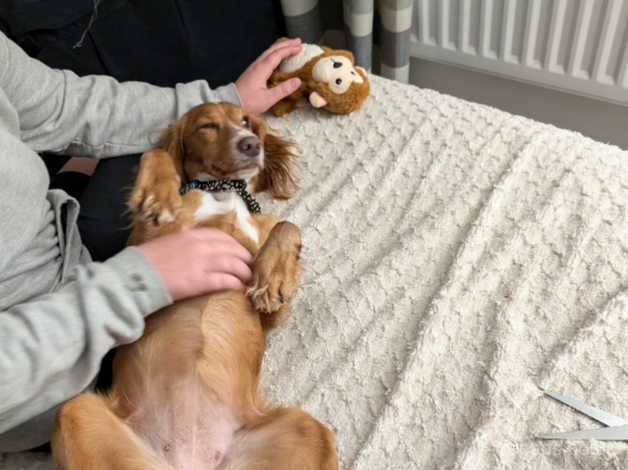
[308,53,369,112]
[312,55,365,94]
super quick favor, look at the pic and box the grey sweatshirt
[0,31,240,451]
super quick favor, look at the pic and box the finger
[203,239,253,265]
[204,273,244,292]
[206,256,252,283]
[216,241,253,265]
[266,78,302,105]
[260,44,304,76]
[258,37,301,62]
[189,229,253,264]
[189,227,243,245]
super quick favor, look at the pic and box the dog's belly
[140,397,239,470]
[115,292,265,469]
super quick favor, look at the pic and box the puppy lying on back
[51,102,338,470]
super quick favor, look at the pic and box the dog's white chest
[194,192,258,244]
[279,43,324,73]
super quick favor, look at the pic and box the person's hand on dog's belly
[137,228,252,300]
[236,37,303,114]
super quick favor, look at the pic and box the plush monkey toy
[269,40,370,116]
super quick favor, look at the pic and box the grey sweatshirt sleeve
[0,30,241,157]
[0,247,172,440]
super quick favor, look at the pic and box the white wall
[410,57,628,150]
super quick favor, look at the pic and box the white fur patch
[279,43,324,73]
[195,191,258,244]
[194,172,217,182]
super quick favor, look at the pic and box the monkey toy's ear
[308,91,328,108]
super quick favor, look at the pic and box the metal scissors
[537,389,628,441]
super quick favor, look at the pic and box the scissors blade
[542,389,628,427]
[537,424,628,441]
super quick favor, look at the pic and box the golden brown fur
[51,103,337,470]
[269,40,370,116]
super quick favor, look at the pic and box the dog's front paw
[129,150,182,225]
[247,281,286,315]
[129,180,182,225]
[246,222,303,316]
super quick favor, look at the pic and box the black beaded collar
[179,179,261,214]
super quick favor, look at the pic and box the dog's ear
[250,116,298,199]
[259,132,299,199]
[158,118,186,179]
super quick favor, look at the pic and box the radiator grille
[411,0,628,104]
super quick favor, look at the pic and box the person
[0,30,302,452]
[0,0,291,263]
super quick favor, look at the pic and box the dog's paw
[247,279,287,315]
[246,222,303,316]
[129,182,182,225]
[129,174,182,226]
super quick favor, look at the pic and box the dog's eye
[241,116,250,128]
[333,61,342,68]
[199,122,219,131]
[335,78,342,85]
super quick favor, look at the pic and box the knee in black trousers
[77,154,140,262]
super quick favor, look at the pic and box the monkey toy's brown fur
[269,40,370,116]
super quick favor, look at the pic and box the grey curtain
[280,0,414,83]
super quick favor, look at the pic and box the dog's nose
[237,137,261,157]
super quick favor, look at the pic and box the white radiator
[410,0,628,105]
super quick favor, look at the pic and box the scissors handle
[538,424,628,441]
[542,389,628,427]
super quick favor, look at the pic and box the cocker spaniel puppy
[52,102,338,470]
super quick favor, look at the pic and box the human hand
[137,228,252,300]
[235,38,303,114]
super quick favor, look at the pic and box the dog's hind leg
[51,392,169,470]
[220,407,338,470]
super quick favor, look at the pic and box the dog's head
[159,102,298,199]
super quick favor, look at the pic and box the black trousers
[2,0,285,261]
[45,151,141,262]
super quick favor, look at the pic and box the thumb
[267,77,301,105]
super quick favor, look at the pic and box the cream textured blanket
[2,76,626,469]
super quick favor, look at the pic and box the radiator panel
[411,0,628,104]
